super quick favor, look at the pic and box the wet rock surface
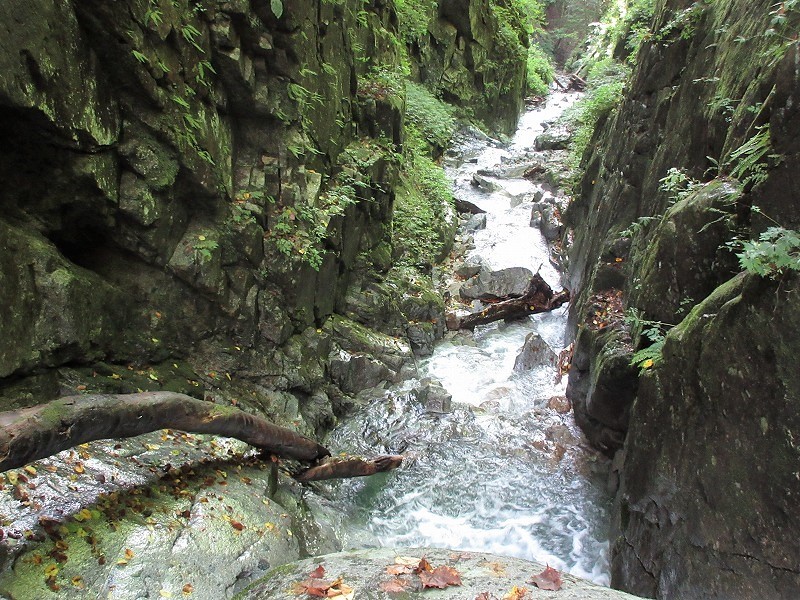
[0,432,337,599]
[460,267,534,301]
[236,547,644,599]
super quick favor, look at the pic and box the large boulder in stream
[460,267,534,301]
[534,125,572,151]
[235,547,644,599]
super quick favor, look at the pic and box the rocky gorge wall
[563,0,800,597]
[0,0,524,425]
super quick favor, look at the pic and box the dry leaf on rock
[386,564,414,576]
[379,578,411,593]
[529,566,562,591]
[502,586,528,600]
[419,565,462,589]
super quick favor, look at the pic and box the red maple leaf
[529,565,562,591]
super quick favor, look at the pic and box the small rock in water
[471,173,502,192]
[547,395,572,414]
[464,213,487,231]
[514,332,558,370]
[416,378,452,413]
[454,262,483,279]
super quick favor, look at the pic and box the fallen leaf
[488,561,507,576]
[230,520,245,531]
[71,575,85,589]
[309,566,326,579]
[386,564,414,575]
[74,463,85,474]
[44,563,59,578]
[419,565,462,589]
[24,466,37,476]
[182,583,194,595]
[393,556,421,566]
[530,565,562,591]
[379,578,410,593]
[415,557,433,573]
[502,586,528,600]
[475,593,493,600]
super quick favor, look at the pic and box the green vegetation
[395,0,437,43]
[738,227,800,278]
[565,58,630,175]
[404,81,456,149]
[393,124,455,268]
[527,45,555,96]
[625,309,673,372]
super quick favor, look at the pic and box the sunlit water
[310,91,612,585]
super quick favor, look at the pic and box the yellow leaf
[110,373,122,380]
[641,359,654,369]
[7,472,18,485]
[124,548,135,560]
[75,509,93,522]
[198,235,206,241]
[44,564,59,578]
[159,591,173,598]
[71,576,85,589]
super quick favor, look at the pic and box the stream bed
[311,92,613,585]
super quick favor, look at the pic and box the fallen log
[457,274,570,330]
[294,455,404,482]
[0,391,330,473]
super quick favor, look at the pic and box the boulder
[415,378,452,413]
[464,213,487,231]
[454,196,487,214]
[236,547,645,599]
[513,332,558,370]
[471,173,502,192]
[534,124,572,150]
[460,267,534,301]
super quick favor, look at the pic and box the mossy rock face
[613,273,800,599]
[406,0,527,134]
[563,0,800,596]
[628,179,742,325]
[0,221,126,381]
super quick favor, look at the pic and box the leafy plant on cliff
[625,309,673,372]
[565,58,629,176]
[526,45,555,96]
[393,125,454,268]
[395,0,437,43]
[404,82,456,149]
[738,226,800,279]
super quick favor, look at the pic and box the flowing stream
[312,91,612,585]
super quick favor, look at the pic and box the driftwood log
[294,455,404,482]
[0,392,400,482]
[457,274,570,330]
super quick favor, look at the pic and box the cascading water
[311,91,612,585]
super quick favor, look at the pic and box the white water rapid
[313,91,612,586]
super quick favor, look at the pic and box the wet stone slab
[0,431,336,599]
[236,547,644,599]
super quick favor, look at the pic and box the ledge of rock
[236,547,644,599]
